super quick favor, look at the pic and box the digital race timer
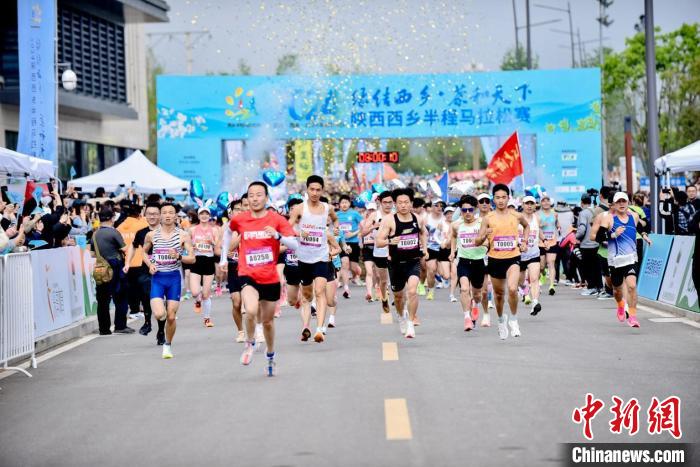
[356,151,400,163]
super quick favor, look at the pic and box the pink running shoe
[240,342,254,365]
[464,315,474,332]
[627,316,640,328]
[616,306,626,322]
[470,305,479,322]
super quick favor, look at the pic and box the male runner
[224,199,245,342]
[538,194,560,296]
[519,196,545,315]
[124,202,165,343]
[288,175,338,343]
[142,203,196,359]
[220,181,298,375]
[590,192,651,328]
[283,197,304,311]
[475,184,530,340]
[189,206,221,327]
[425,200,449,300]
[365,192,393,313]
[593,186,615,299]
[337,194,363,298]
[477,192,495,317]
[415,199,429,297]
[376,188,428,338]
[449,195,488,331]
[360,202,378,302]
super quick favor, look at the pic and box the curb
[638,297,700,322]
[34,315,99,354]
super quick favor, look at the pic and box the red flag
[485,131,524,185]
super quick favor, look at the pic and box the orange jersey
[486,211,521,259]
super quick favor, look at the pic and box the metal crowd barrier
[0,252,36,377]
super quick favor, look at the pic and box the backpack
[92,229,114,286]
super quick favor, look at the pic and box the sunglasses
[478,199,491,204]
[461,207,475,213]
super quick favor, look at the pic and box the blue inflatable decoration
[262,170,285,187]
[189,179,204,203]
[216,192,232,211]
[371,183,387,193]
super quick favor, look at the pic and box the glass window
[4,131,18,151]
[104,145,120,168]
[82,142,100,175]
[58,139,77,180]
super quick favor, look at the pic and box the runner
[425,200,449,300]
[538,194,560,296]
[283,197,304,312]
[475,184,530,340]
[224,199,245,342]
[589,192,652,328]
[376,188,428,338]
[142,202,196,359]
[414,198,429,297]
[219,181,298,375]
[445,205,460,303]
[189,206,221,327]
[124,202,166,344]
[288,175,339,343]
[326,224,344,329]
[336,194,363,298]
[477,192,494,324]
[448,195,488,332]
[369,192,394,313]
[519,195,545,316]
[359,202,378,303]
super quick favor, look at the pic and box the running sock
[617,300,625,309]
[165,341,171,346]
[463,311,469,319]
[532,299,539,305]
[316,326,323,333]
[203,298,212,318]
[628,306,637,316]
[157,320,166,332]
[498,315,505,324]
[255,323,263,335]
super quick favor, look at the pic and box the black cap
[581,194,592,204]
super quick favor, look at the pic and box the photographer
[675,190,696,236]
[658,187,676,234]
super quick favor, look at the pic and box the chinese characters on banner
[293,140,313,183]
[17,0,57,164]
[572,394,682,440]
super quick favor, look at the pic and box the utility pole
[512,0,520,55]
[146,30,211,75]
[535,2,575,67]
[526,0,532,69]
[644,0,660,232]
[597,1,614,184]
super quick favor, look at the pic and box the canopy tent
[68,150,188,194]
[0,146,56,180]
[654,140,700,174]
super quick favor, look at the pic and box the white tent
[0,146,56,180]
[68,150,188,194]
[654,140,700,174]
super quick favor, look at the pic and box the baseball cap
[444,206,456,213]
[197,206,211,214]
[477,193,491,201]
[507,198,517,208]
[522,195,537,204]
[613,192,629,203]
[540,193,551,200]
[366,202,377,210]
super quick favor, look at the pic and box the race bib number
[493,236,516,251]
[285,249,298,265]
[300,230,324,248]
[459,232,477,248]
[543,231,555,241]
[245,247,274,267]
[339,223,352,232]
[153,247,177,265]
[527,233,537,248]
[195,242,212,252]
[398,233,419,250]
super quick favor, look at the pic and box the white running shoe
[449,294,458,303]
[508,319,521,337]
[240,342,254,365]
[162,344,173,359]
[398,313,408,335]
[235,330,245,343]
[488,300,495,310]
[328,315,336,328]
[498,320,509,340]
[405,320,416,338]
[481,313,491,327]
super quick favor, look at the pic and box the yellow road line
[384,398,413,440]
[380,313,393,324]
[382,342,399,361]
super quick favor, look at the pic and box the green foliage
[602,23,700,163]
[500,45,538,71]
[276,54,299,75]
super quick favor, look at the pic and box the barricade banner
[658,236,694,306]
[674,241,698,313]
[637,234,674,301]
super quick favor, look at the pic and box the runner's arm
[219,226,232,266]
[475,216,490,246]
[589,213,604,242]
[180,232,196,264]
[142,232,155,269]
[327,232,342,257]
[375,216,393,248]
[518,214,530,251]
[449,222,457,260]
[419,218,428,256]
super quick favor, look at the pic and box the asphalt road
[1,283,698,467]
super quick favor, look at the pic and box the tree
[276,54,299,75]
[500,45,538,71]
[146,48,165,163]
[237,59,252,76]
[602,23,700,164]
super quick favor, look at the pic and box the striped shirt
[151,227,183,273]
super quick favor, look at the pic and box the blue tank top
[608,214,637,267]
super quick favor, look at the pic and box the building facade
[0,0,168,181]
